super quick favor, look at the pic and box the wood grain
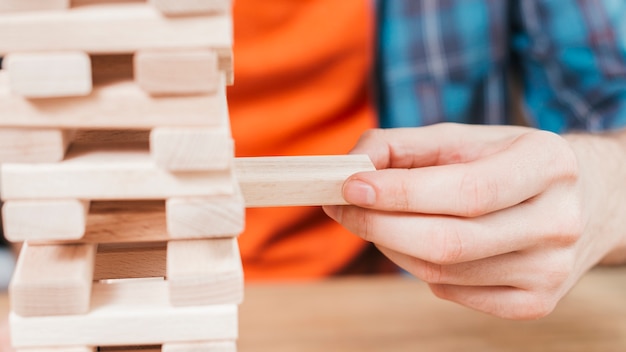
[1,144,236,200]
[0,3,232,55]
[150,128,233,171]
[94,245,166,281]
[167,238,243,306]
[162,341,237,352]
[149,0,231,16]
[9,243,96,317]
[166,192,244,239]
[2,199,90,242]
[4,52,92,98]
[16,347,94,352]
[10,280,238,348]
[0,128,73,163]
[0,71,225,129]
[0,0,69,12]
[234,155,375,207]
[135,49,220,96]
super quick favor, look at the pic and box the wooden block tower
[0,1,375,351]
[0,1,241,350]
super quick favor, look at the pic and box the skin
[324,123,626,320]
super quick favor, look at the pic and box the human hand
[324,123,626,319]
[0,317,12,351]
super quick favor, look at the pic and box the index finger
[343,130,577,216]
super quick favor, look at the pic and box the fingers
[324,183,583,264]
[428,284,561,320]
[377,245,573,292]
[350,124,532,169]
[343,130,578,216]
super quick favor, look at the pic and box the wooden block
[234,155,376,207]
[135,50,220,96]
[166,192,244,239]
[0,71,226,129]
[16,347,94,352]
[0,0,69,13]
[167,238,243,306]
[149,0,231,16]
[0,3,232,54]
[162,341,236,352]
[0,128,73,163]
[9,242,97,317]
[2,199,90,242]
[94,244,166,281]
[9,280,238,348]
[5,52,92,98]
[1,144,236,200]
[150,128,233,171]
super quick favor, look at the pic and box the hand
[324,123,626,319]
[0,318,12,351]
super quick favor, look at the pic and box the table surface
[2,267,626,351]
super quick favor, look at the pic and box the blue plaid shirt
[376,0,626,133]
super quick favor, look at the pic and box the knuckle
[429,224,464,265]
[537,253,575,291]
[547,196,584,245]
[528,131,579,181]
[458,172,498,217]
[416,262,446,284]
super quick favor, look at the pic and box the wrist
[564,131,626,266]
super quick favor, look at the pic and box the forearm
[564,129,626,266]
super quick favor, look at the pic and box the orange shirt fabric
[228,0,394,280]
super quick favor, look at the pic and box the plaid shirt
[376,0,626,133]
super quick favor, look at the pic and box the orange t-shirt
[228,0,391,280]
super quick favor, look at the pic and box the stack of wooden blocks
[1,0,242,351]
[0,0,376,351]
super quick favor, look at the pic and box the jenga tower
[1,1,242,350]
[0,1,376,351]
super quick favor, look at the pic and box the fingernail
[343,179,376,206]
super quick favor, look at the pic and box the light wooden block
[135,50,220,96]
[167,238,243,306]
[10,280,238,348]
[0,128,73,163]
[234,155,376,207]
[162,341,236,352]
[1,144,236,200]
[150,0,231,16]
[9,242,97,317]
[5,52,92,98]
[2,199,90,242]
[0,3,232,54]
[0,71,226,129]
[150,128,233,171]
[94,244,166,281]
[166,192,244,239]
[0,0,69,13]
[16,347,94,352]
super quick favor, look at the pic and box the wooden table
[2,267,626,351]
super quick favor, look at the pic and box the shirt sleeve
[512,0,626,133]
